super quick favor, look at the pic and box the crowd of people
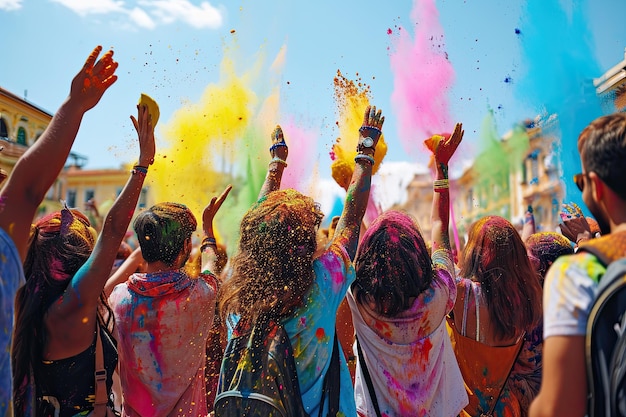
[1,45,625,417]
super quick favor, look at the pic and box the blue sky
[1,0,625,179]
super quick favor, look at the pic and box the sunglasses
[573,173,586,192]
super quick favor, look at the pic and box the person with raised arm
[109,185,231,417]
[218,106,385,416]
[12,100,154,416]
[346,124,468,417]
[0,45,117,416]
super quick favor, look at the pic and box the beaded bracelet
[269,157,288,167]
[131,165,149,176]
[200,236,217,252]
[354,154,375,165]
[359,126,382,136]
[269,141,288,153]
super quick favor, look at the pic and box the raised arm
[47,103,155,328]
[425,123,463,253]
[0,46,118,261]
[258,125,288,199]
[522,205,536,242]
[201,185,232,274]
[333,106,385,260]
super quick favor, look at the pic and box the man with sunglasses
[530,112,626,417]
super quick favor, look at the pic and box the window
[67,189,77,208]
[17,127,27,145]
[84,189,95,203]
[0,118,8,139]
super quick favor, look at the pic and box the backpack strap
[355,336,382,417]
[93,324,108,417]
[319,331,340,417]
[578,230,626,268]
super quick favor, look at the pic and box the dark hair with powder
[219,189,323,326]
[133,202,197,267]
[526,232,573,281]
[460,215,542,340]
[353,210,433,317]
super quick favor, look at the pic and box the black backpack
[214,314,340,417]
[579,235,626,417]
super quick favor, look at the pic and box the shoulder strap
[355,336,382,417]
[93,325,108,417]
[461,282,471,336]
[472,283,481,342]
[319,331,340,417]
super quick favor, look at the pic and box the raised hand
[425,122,464,164]
[559,202,592,245]
[269,125,288,162]
[359,105,385,148]
[203,185,233,233]
[131,104,156,168]
[69,45,118,112]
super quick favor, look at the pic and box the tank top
[35,324,118,417]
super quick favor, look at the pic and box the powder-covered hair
[133,202,197,267]
[578,112,626,200]
[526,232,574,281]
[13,209,103,416]
[460,215,542,340]
[219,189,323,326]
[354,210,433,317]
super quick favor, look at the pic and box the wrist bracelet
[131,165,148,176]
[269,141,288,153]
[269,157,288,167]
[201,236,217,252]
[354,154,375,166]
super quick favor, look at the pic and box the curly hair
[460,216,542,341]
[12,209,112,416]
[578,112,626,200]
[219,189,323,326]
[525,232,574,281]
[353,210,433,317]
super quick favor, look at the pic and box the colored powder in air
[516,0,608,211]
[330,71,387,190]
[473,109,529,205]
[148,44,290,251]
[389,0,454,162]
[278,118,318,193]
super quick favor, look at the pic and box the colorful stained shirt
[542,252,604,339]
[0,227,25,416]
[109,270,216,417]
[347,248,467,417]
[282,242,357,417]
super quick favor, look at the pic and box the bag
[579,236,626,417]
[585,258,626,417]
[214,314,310,417]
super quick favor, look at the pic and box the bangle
[131,165,148,176]
[354,154,375,165]
[269,157,288,167]
[201,236,217,252]
[269,141,288,153]
[433,179,449,192]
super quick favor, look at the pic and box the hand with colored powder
[69,45,118,112]
[559,202,593,246]
[425,122,464,165]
